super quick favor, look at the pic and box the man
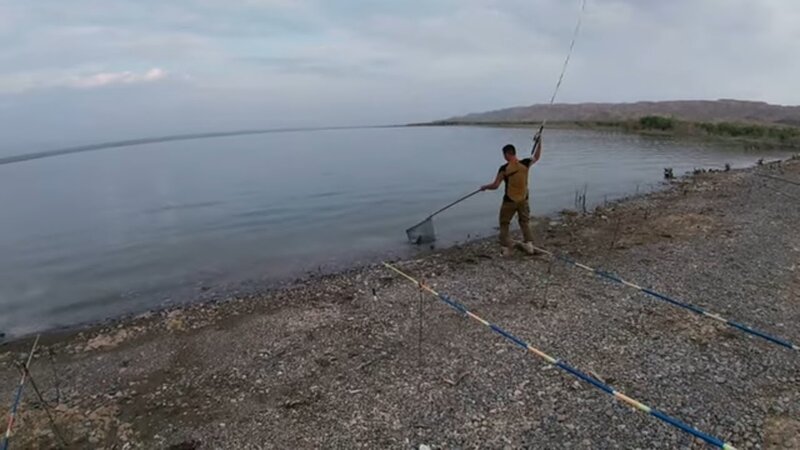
[480,135,543,255]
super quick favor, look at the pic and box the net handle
[427,188,482,220]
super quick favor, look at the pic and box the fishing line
[758,182,800,202]
[14,364,68,448]
[532,0,588,146]
[754,171,800,187]
[383,263,738,450]
[2,335,40,450]
[530,245,798,352]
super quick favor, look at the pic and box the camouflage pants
[499,200,533,247]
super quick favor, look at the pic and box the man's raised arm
[531,134,543,164]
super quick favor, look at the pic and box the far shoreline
[408,119,800,150]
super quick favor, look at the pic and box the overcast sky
[1,0,799,148]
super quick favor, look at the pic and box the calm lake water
[0,127,793,337]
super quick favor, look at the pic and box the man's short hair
[502,144,516,156]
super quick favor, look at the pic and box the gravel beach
[2,157,799,449]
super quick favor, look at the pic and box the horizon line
[0,124,405,167]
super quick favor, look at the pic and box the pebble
[3,165,799,448]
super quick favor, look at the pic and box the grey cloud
[240,56,395,79]
[1,0,799,147]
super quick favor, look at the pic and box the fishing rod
[383,263,738,450]
[529,245,799,352]
[531,0,587,151]
[13,363,68,448]
[406,1,587,244]
[2,335,40,450]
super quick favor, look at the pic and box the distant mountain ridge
[442,99,800,127]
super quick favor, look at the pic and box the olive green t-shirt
[498,158,532,203]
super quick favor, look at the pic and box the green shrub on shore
[639,116,675,130]
[422,116,800,147]
[695,121,800,142]
[614,116,800,146]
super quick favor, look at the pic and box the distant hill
[438,99,800,127]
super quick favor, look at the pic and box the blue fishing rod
[531,245,798,352]
[2,335,40,450]
[384,263,738,450]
